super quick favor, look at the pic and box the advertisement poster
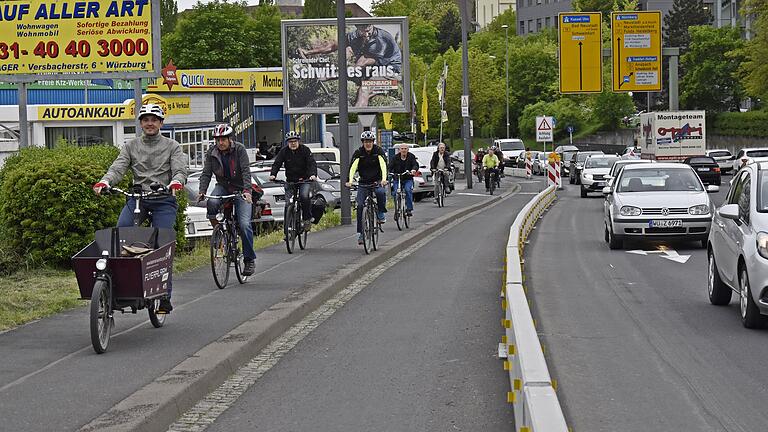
[281,17,410,114]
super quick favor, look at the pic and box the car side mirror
[718,204,739,220]
[602,186,612,195]
[706,185,720,193]
[605,175,613,180]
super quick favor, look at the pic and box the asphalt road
[527,177,768,431]
[174,179,547,432]
[0,178,527,432]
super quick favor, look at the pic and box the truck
[638,110,706,161]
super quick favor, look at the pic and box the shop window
[44,126,112,148]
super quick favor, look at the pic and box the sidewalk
[0,180,526,432]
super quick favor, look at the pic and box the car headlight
[757,232,768,260]
[320,182,335,191]
[688,204,710,215]
[620,206,641,216]
[576,164,583,169]
[583,173,593,180]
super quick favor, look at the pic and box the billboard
[281,17,410,114]
[147,65,283,93]
[0,0,160,80]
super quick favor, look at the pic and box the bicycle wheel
[298,205,308,250]
[147,297,166,328]
[210,224,230,289]
[490,175,496,195]
[395,195,403,231]
[234,230,249,284]
[370,201,379,251]
[90,280,112,354]
[284,204,297,254]
[361,205,371,255]
[404,194,410,229]
[436,180,444,208]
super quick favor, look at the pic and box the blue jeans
[118,196,178,297]
[285,183,312,221]
[390,178,413,211]
[206,185,256,262]
[356,185,387,234]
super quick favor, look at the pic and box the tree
[159,0,178,34]
[506,37,558,135]
[303,0,335,19]
[740,0,768,102]
[664,0,712,50]
[251,5,283,67]
[409,18,440,64]
[681,25,746,112]
[437,7,463,52]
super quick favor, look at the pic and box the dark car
[569,151,603,184]
[684,156,721,186]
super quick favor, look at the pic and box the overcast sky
[175,0,373,14]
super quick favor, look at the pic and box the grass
[0,208,348,332]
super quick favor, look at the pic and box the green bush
[0,145,187,269]
[711,111,768,137]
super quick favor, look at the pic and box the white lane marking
[456,193,490,197]
[625,248,690,264]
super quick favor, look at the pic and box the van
[494,138,526,167]
[310,147,340,163]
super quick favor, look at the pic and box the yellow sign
[146,69,283,93]
[38,94,191,121]
[611,11,662,92]
[558,12,602,94]
[0,0,155,75]
[548,152,560,164]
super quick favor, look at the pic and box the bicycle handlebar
[108,186,169,198]
[202,193,243,200]
[272,179,315,185]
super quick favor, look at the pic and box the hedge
[0,145,188,269]
[710,111,768,137]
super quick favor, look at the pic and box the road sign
[558,12,603,94]
[536,116,553,142]
[461,95,469,117]
[611,11,663,92]
[566,125,574,133]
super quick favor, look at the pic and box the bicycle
[277,180,314,254]
[203,192,250,289]
[390,172,411,231]
[487,168,499,195]
[432,168,449,208]
[352,182,384,254]
[73,183,175,354]
[474,162,485,183]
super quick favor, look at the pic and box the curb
[80,183,522,432]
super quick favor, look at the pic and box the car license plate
[596,182,605,187]
[697,167,709,172]
[275,195,285,202]
[650,219,683,228]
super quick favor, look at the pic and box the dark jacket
[430,151,453,171]
[270,144,317,182]
[349,144,388,184]
[199,141,252,194]
[388,152,419,180]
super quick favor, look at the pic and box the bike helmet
[360,130,376,141]
[137,103,165,120]
[284,131,301,142]
[212,123,234,138]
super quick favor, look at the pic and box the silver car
[603,163,719,250]
[708,162,768,327]
[580,155,620,197]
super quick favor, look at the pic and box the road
[0,177,536,432]
[162,179,547,431]
[527,178,768,431]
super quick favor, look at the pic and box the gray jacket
[101,133,188,191]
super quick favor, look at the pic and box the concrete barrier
[501,185,567,431]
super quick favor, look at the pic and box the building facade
[476,0,516,28]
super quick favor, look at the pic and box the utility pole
[337,0,351,225]
[458,0,473,189]
[502,24,510,139]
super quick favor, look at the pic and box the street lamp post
[502,24,509,139]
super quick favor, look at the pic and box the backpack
[311,195,326,224]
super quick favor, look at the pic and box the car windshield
[610,161,648,176]
[585,156,619,169]
[709,151,731,158]
[618,168,703,192]
[688,157,714,164]
[747,150,768,158]
[312,152,336,162]
[563,151,577,162]
[317,163,341,178]
[577,152,600,163]
[253,170,285,186]
[498,141,524,151]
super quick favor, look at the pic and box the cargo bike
[72,184,176,354]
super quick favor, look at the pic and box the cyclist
[483,147,501,192]
[430,142,454,195]
[490,145,506,177]
[93,103,187,313]
[197,123,256,277]
[269,131,318,232]
[346,130,388,245]
[388,143,418,217]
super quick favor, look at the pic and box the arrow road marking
[626,248,690,264]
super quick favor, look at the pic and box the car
[315,161,354,209]
[450,150,474,177]
[621,146,641,159]
[708,161,768,327]
[569,151,603,184]
[409,146,445,200]
[733,148,768,172]
[494,138,526,167]
[607,159,654,182]
[250,167,288,223]
[580,155,620,197]
[705,149,735,174]
[308,147,340,163]
[560,149,579,176]
[603,163,718,250]
[684,156,721,186]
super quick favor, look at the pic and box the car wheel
[708,251,732,305]
[580,185,588,198]
[700,239,708,249]
[607,223,623,250]
[740,266,767,328]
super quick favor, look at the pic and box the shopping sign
[536,116,554,142]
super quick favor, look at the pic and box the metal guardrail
[501,185,568,432]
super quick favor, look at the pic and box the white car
[705,149,734,174]
[708,161,768,327]
[580,155,620,197]
[603,163,718,250]
[494,138,525,167]
[733,148,768,172]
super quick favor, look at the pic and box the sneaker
[303,220,312,232]
[158,298,173,314]
[357,234,364,245]
[405,209,412,217]
[378,216,386,224]
[242,260,255,276]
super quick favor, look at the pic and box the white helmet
[137,103,165,120]
[213,123,234,138]
[360,130,375,141]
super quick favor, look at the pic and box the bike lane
[0,180,534,432]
